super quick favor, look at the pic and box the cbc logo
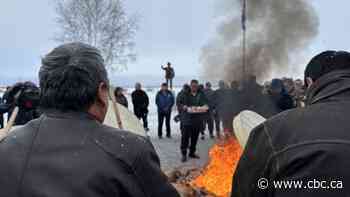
[258,178,269,190]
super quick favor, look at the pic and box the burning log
[191,137,242,197]
[167,168,217,197]
[167,137,243,197]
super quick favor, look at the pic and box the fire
[191,137,243,197]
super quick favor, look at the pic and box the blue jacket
[156,90,175,113]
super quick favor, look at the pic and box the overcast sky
[0,0,350,80]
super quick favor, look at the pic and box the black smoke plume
[201,0,319,82]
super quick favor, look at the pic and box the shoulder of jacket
[265,107,306,128]
[261,107,308,149]
[89,124,151,166]
[0,117,42,148]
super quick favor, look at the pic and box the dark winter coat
[0,110,179,197]
[254,92,295,119]
[213,88,242,130]
[203,88,216,110]
[268,92,294,112]
[240,81,264,113]
[255,80,295,119]
[156,90,175,114]
[240,81,292,118]
[131,90,149,116]
[176,90,188,113]
[214,88,242,120]
[162,67,175,79]
[231,70,350,197]
[0,100,9,114]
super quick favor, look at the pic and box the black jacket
[203,88,215,110]
[162,67,175,79]
[240,81,264,113]
[214,88,241,118]
[255,92,295,119]
[176,90,188,113]
[131,90,149,116]
[232,70,350,197]
[0,111,179,197]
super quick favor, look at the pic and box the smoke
[201,0,319,82]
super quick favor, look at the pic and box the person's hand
[183,105,188,111]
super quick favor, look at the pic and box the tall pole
[242,0,247,79]
[242,24,246,79]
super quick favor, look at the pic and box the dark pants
[0,114,3,129]
[166,78,173,90]
[200,120,205,135]
[222,116,233,133]
[215,115,221,133]
[135,112,148,130]
[205,113,214,136]
[181,121,201,156]
[212,112,221,134]
[158,111,171,137]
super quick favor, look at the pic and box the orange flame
[191,137,243,197]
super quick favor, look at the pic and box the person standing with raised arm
[161,62,175,90]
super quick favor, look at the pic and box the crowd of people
[231,50,350,197]
[1,42,350,196]
[0,65,307,166]
[108,73,307,163]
